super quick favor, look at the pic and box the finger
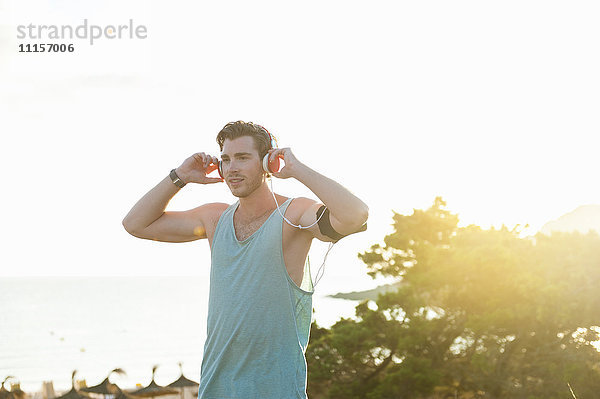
[206,163,218,174]
[272,168,286,178]
[205,177,224,184]
[270,148,284,162]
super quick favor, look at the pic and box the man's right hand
[176,152,223,184]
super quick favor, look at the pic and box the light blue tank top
[198,198,314,399]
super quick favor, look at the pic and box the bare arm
[122,152,224,242]
[269,148,369,238]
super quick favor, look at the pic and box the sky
[1,0,599,294]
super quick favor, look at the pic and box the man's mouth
[229,177,244,185]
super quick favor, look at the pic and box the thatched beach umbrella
[7,385,25,399]
[113,392,140,399]
[55,371,92,399]
[80,369,125,398]
[129,366,177,399]
[166,363,198,399]
[0,377,15,399]
[166,363,198,389]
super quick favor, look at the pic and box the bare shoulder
[286,196,321,223]
[200,202,230,212]
[289,196,319,211]
[196,202,229,224]
[196,202,230,243]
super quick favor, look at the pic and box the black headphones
[217,126,281,179]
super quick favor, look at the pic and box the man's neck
[237,182,283,219]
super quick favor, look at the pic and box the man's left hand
[268,147,304,179]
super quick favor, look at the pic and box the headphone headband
[256,124,277,150]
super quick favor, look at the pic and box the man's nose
[227,160,240,173]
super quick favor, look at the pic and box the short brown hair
[216,121,274,158]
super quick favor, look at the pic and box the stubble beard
[230,172,266,198]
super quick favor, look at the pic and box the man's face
[220,136,265,198]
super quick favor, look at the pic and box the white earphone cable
[267,163,334,290]
[312,242,335,288]
[268,177,326,230]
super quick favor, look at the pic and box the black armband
[316,205,367,242]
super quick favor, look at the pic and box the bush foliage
[306,197,600,398]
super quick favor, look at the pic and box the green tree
[307,197,600,398]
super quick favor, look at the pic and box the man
[122,121,368,399]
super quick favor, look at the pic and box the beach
[0,276,361,394]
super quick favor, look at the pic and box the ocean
[0,276,360,394]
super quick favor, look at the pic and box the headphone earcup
[218,161,224,179]
[263,153,281,173]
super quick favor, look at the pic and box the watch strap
[169,169,187,188]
